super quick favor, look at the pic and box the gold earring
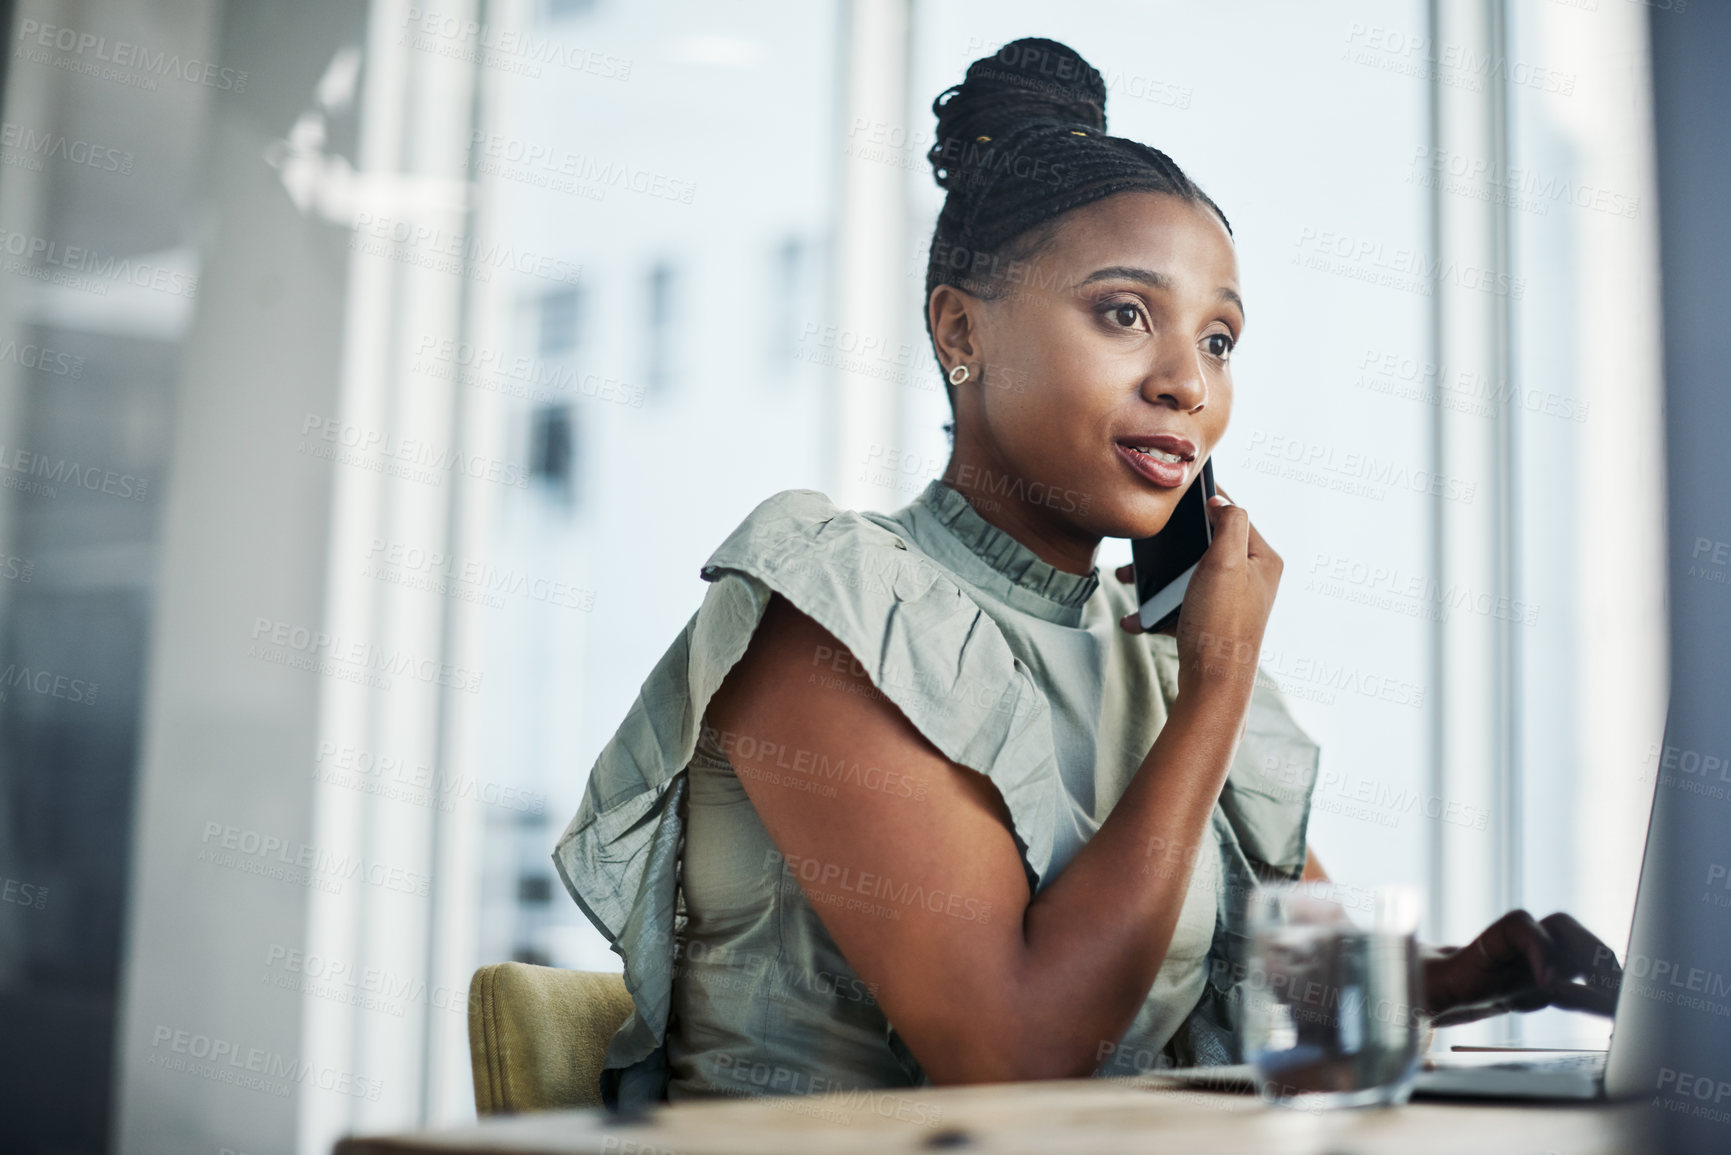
[948,364,970,386]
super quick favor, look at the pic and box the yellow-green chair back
[467,962,634,1113]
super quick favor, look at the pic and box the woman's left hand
[1422,910,1623,1027]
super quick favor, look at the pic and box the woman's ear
[928,283,982,373]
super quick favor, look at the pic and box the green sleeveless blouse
[553,479,1320,1109]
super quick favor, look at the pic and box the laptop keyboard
[1451,1051,1606,1073]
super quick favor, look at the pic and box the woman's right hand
[1117,492,1283,706]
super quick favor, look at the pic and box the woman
[555,37,1620,1109]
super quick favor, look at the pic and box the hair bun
[928,37,1107,191]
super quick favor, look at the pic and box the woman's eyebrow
[1078,265,1173,291]
[1219,287,1245,322]
[1078,266,1247,323]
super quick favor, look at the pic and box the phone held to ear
[1131,457,1216,633]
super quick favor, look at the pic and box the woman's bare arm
[703,499,1280,1084]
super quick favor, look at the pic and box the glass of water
[1242,881,1424,1109]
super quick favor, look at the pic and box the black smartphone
[1131,458,1216,632]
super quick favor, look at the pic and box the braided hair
[923,37,1232,433]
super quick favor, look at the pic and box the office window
[542,0,599,21]
[528,404,575,494]
[645,260,676,396]
[769,236,807,377]
[537,286,583,359]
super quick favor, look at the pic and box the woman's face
[939,190,1242,544]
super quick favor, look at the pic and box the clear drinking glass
[1242,881,1424,1109]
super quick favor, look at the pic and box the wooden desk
[333,1075,1655,1155]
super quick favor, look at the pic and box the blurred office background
[0,0,1667,1152]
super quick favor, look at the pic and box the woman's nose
[1140,347,1208,413]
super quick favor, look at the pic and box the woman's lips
[1116,442,1189,488]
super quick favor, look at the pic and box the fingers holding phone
[1114,503,1249,636]
[1169,496,1279,702]
[1114,491,1250,633]
[1123,466,1281,704]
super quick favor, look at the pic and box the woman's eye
[1107,303,1145,329]
[1204,333,1235,360]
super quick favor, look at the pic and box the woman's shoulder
[698,487,966,611]
[701,487,941,575]
[689,487,1063,867]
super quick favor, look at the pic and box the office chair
[467,962,634,1113]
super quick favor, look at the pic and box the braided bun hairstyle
[923,37,1231,431]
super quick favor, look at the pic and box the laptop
[1150,1046,1609,1101]
[1157,734,1690,1103]
[1415,1045,1608,1100]
[1414,724,1686,1102]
